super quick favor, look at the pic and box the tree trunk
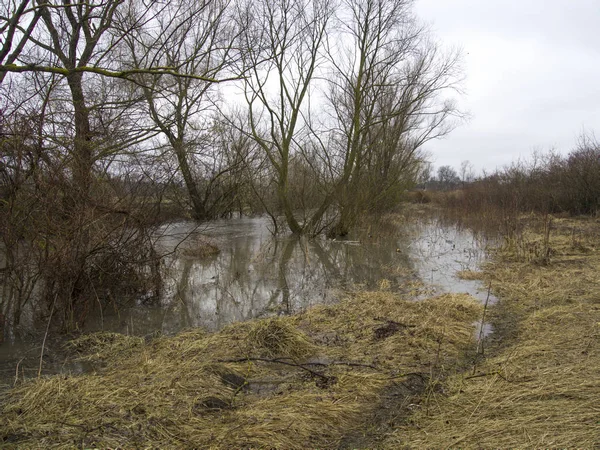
[277,158,303,234]
[66,72,93,199]
[173,140,207,220]
[278,185,303,235]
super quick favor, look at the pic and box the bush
[439,136,600,218]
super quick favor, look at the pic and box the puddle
[474,321,494,339]
[408,222,497,304]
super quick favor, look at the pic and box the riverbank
[1,288,481,448]
[0,208,487,388]
[383,213,600,447]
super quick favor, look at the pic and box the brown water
[0,215,496,387]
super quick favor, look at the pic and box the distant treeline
[416,135,600,217]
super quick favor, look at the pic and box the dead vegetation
[67,332,145,362]
[383,214,600,448]
[456,269,485,280]
[0,291,481,448]
[178,239,221,258]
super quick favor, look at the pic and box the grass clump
[245,317,316,359]
[67,331,144,362]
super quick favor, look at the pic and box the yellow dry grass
[456,270,485,281]
[10,209,594,448]
[66,331,144,361]
[0,291,481,448]
[384,215,600,448]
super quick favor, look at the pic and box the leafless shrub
[438,135,600,228]
[0,110,162,334]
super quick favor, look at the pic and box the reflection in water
[0,215,496,385]
[85,216,496,336]
[409,221,498,304]
[125,217,419,334]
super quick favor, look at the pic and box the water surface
[0,214,496,385]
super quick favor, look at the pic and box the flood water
[0,214,496,386]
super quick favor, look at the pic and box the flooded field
[83,215,495,333]
[0,213,496,385]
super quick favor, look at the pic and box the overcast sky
[414,0,600,173]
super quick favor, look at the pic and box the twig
[373,317,417,328]
[303,361,380,370]
[218,357,425,382]
[38,294,58,378]
[14,356,26,386]
[476,284,491,355]
[471,284,492,376]
[221,356,380,371]
[217,357,330,381]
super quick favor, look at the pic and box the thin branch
[0,63,241,82]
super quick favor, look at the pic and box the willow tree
[326,0,462,235]
[0,0,237,328]
[123,0,243,220]
[0,0,229,199]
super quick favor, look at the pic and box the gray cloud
[415,0,600,173]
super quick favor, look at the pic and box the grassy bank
[3,210,597,448]
[384,214,600,448]
[1,287,481,448]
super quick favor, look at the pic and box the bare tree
[0,0,144,198]
[123,0,240,220]
[0,0,236,329]
[0,0,239,197]
[326,0,462,235]
[460,159,475,186]
[437,164,460,190]
[0,0,42,84]
[239,0,335,235]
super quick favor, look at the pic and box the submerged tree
[239,0,335,235]
[124,0,243,220]
[0,0,465,332]
[326,0,462,235]
[236,0,461,236]
[0,0,239,329]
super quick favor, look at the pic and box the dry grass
[0,291,481,448]
[377,278,392,290]
[384,215,600,448]
[245,317,316,359]
[456,270,485,281]
[67,332,144,362]
[8,211,593,448]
